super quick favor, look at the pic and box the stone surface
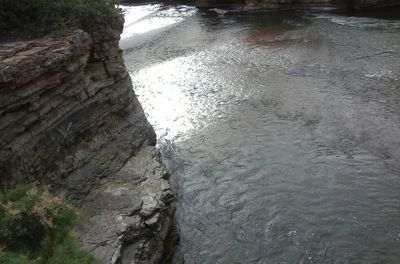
[0,21,155,197]
[0,15,176,264]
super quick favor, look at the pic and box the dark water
[121,5,400,263]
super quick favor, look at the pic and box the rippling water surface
[121,5,400,263]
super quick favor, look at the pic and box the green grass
[0,183,100,264]
[0,0,118,40]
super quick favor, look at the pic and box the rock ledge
[0,17,176,264]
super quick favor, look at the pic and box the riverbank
[0,13,176,264]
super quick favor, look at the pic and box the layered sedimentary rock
[195,0,399,9]
[0,17,175,264]
[77,147,176,264]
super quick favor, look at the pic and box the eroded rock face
[195,0,399,9]
[0,17,176,264]
[76,147,176,264]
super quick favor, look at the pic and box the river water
[120,5,400,263]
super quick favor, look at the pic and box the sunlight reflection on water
[130,51,228,142]
[130,59,194,141]
[121,5,196,40]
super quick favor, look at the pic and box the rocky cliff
[195,0,399,9]
[0,17,176,264]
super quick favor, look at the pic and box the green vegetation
[0,183,100,264]
[0,0,118,40]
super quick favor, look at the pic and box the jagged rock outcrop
[0,16,176,264]
[77,147,176,264]
[195,0,399,9]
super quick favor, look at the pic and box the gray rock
[0,14,176,264]
[195,0,400,9]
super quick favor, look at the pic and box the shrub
[0,183,100,264]
[0,0,118,40]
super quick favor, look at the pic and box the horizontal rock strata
[0,17,176,264]
[195,0,400,9]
